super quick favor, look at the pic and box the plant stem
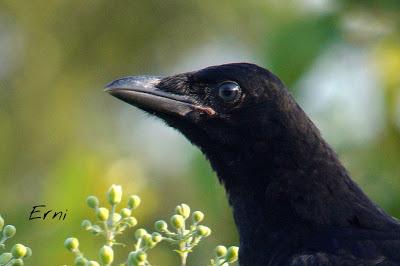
[105,204,116,246]
[109,204,116,227]
[179,242,188,266]
[180,252,188,266]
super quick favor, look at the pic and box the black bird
[106,63,400,265]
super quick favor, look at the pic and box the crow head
[106,63,400,266]
[105,63,300,167]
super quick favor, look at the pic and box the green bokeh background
[0,1,399,265]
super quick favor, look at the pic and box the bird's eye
[218,82,241,103]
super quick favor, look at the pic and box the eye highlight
[217,82,241,103]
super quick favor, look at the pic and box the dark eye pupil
[222,89,233,97]
[218,82,240,102]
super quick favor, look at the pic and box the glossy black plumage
[106,63,400,265]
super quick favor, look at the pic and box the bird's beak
[105,76,215,117]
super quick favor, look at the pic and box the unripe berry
[74,256,87,266]
[175,203,190,219]
[64,237,79,252]
[170,215,185,229]
[143,233,156,248]
[151,232,162,243]
[11,244,27,258]
[226,246,239,263]
[128,251,137,265]
[107,184,122,205]
[24,247,32,258]
[154,220,168,232]
[86,196,99,209]
[192,211,204,223]
[215,245,227,257]
[196,225,211,237]
[120,208,132,218]
[3,225,16,238]
[127,195,141,210]
[126,217,137,227]
[135,228,147,239]
[11,258,23,266]
[142,233,152,243]
[135,251,147,262]
[81,219,92,230]
[96,207,109,221]
[146,241,156,249]
[99,245,114,264]
[0,253,12,264]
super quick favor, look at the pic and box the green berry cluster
[209,245,239,266]
[0,214,32,266]
[126,228,161,266]
[64,185,239,266]
[65,184,140,265]
[152,203,212,265]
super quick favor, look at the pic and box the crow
[106,63,400,265]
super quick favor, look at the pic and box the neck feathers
[205,93,397,246]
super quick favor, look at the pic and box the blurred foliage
[0,0,399,265]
